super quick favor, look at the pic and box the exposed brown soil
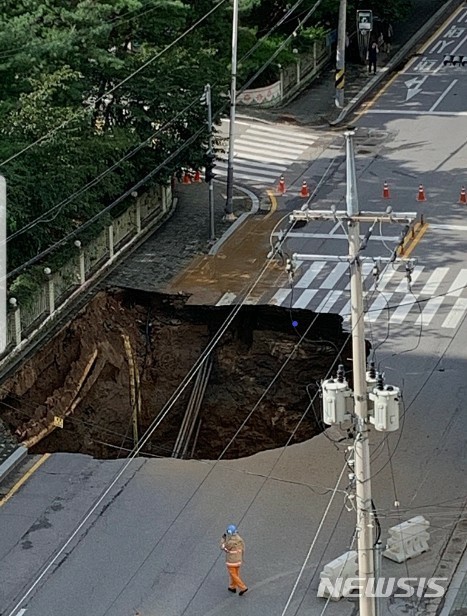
[0,290,353,460]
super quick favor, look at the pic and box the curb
[208,184,260,256]
[330,0,465,126]
[0,445,28,484]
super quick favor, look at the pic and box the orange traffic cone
[193,169,202,183]
[382,181,390,199]
[300,180,309,198]
[183,171,192,184]
[459,186,467,204]
[416,184,426,201]
[277,175,286,194]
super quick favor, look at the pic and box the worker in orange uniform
[220,524,248,595]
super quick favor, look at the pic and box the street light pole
[345,129,376,616]
[204,84,216,241]
[335,0,347,108]
[225,0,239,222]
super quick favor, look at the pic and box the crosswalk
[216,119,316,187]
[216,262,467,330]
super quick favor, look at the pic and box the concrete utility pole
[0,175,6,354]
[289,130,417,616]
[225,0,239,222]
[345,130,375,616]
[335,0,347,108]
[204,84,216,241]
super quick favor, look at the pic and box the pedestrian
[220,524,248,595]
[385,22,393,54]
[368,41,379,74]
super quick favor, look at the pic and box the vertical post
[296,59,301,85]
[224,0,239,221]
[345,130,375,616]
[205,84,216,241]
[74,240,85,285]
[136,200,141,234]
[9,298,21,347]
[108,224,114,259]
[0,175,6,354]
[279,67,284,100]
[44,268,55,314]
[313,40,317,69]
[335,0,347,108]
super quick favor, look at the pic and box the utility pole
[335,0,347,108]
[204,84,216,241]
[345,129,375,616]
[288,130,416,615]
[224,0,239,222]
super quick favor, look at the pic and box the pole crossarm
[289,210,417,224]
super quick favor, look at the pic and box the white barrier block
[383,515,430,563]
[317,550,358,601]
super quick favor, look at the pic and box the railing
[237,37,333,108]
[2,183,172,360]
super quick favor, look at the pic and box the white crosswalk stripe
[216,119,316,186]
[217,264,467,330]
[263,264,467,330]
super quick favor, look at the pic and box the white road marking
[447,270,467,296]
[271,288,291,306]
[420,267,449,295]
[366,110,467,116]
[390,294,417,323]
[216,292,236,306]
[443,297,467,328]
[233,144,299,160]
[217,159,283,175]
[365,293,393,323]
[295,262,326,288]
[316,290,343,312]
[240,126,314,145]
[340,299,351,320]
[430,224,467,231]
[238,134,310,152]
[429,79,458,112]
[415,296,445,326]
[321,263,348,289]
[217,159,280,179]
[16,609,27,615]
[395,266,424,293]
[404,75,428,101]
[293,289,318,309]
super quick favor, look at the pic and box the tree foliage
[1,0,411,272]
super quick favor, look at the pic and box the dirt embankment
[0,290,353,460]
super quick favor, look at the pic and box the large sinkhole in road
[1,291,354,460]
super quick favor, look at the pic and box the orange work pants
[227,563,247,591]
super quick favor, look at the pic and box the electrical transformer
[322,377,351,425]
[369,385,400,432]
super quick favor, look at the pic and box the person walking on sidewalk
[368,41,379,74]
[220,525,248,595]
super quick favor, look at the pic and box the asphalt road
[0,6,466,616]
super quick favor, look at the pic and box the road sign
[357,10,373,32]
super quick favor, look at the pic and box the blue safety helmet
[226,524,237,535]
